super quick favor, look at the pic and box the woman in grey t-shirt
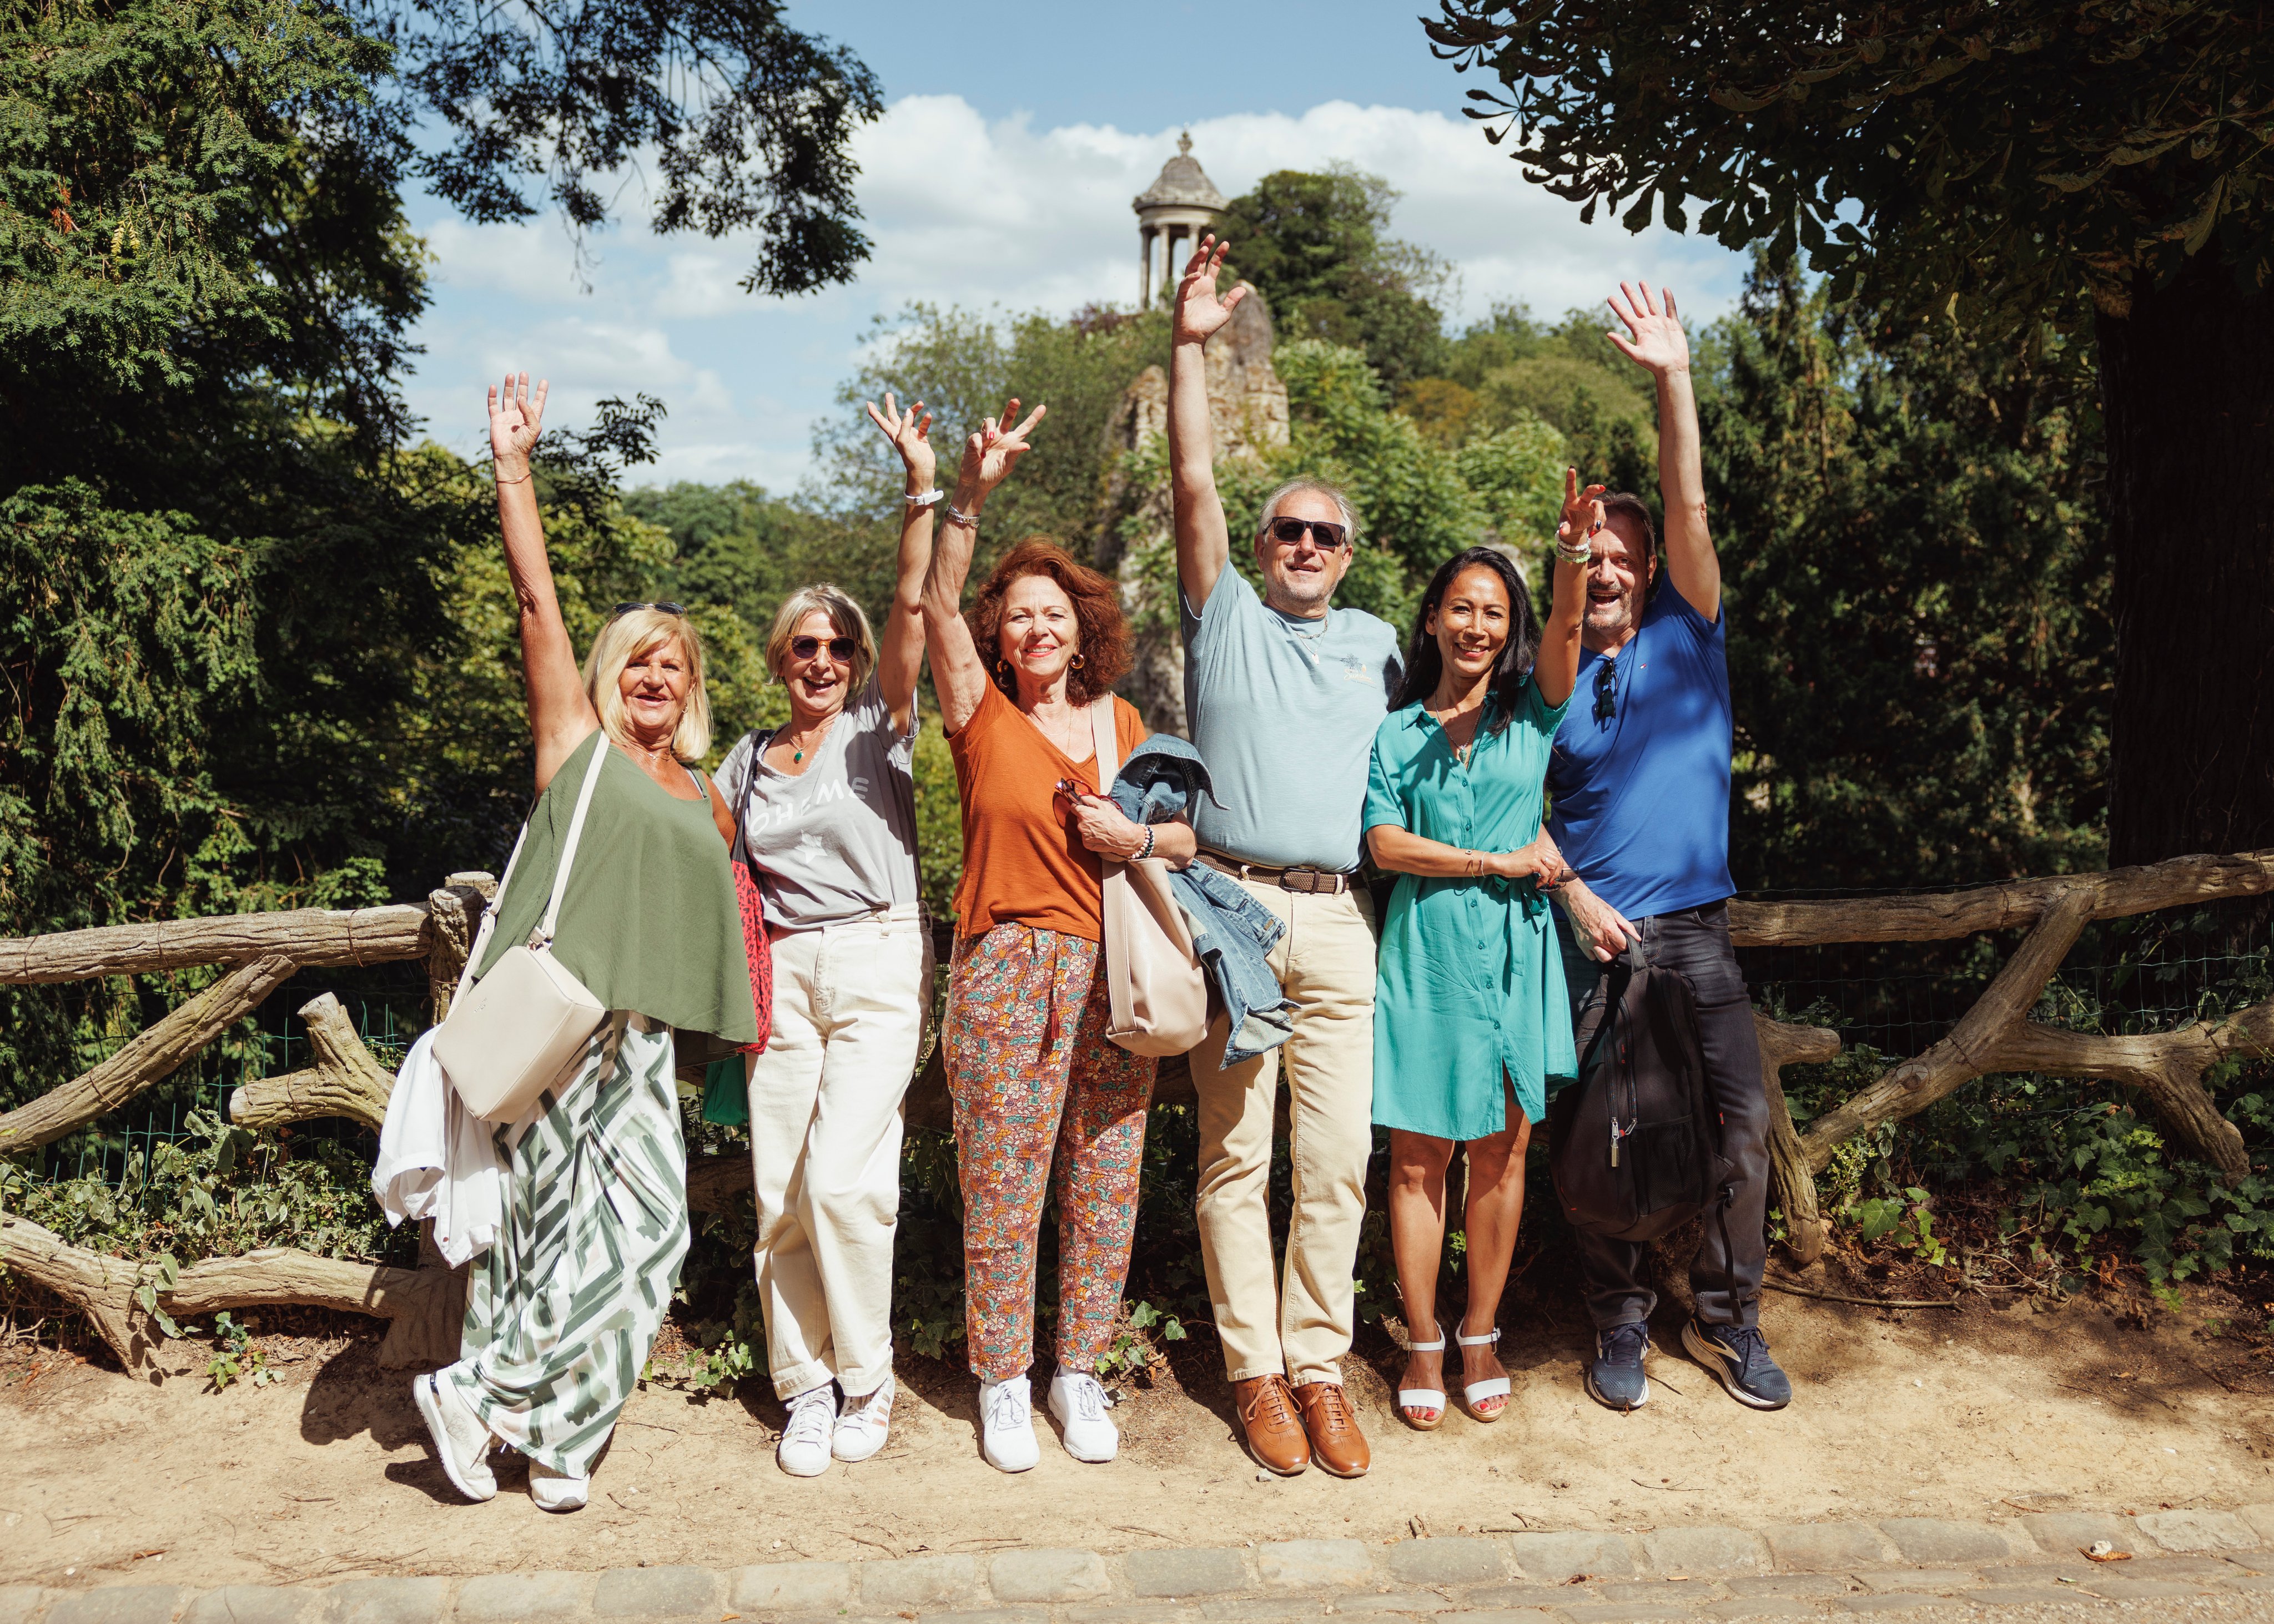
[711,395,935,1479]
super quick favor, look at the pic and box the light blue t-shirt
[1545,587,1736,920]
[1181,566,1403,871]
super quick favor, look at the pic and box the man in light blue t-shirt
[1170,236,1401,1482]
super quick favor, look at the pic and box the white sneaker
[412,1373,496,1502]
[778,1384,837,1478]
[832,1376,894,1463]
[527,1460,588,1512]
[1048,1370,1119,1463]
[979,1374,1039,1473]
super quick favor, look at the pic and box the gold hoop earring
[1070,652,1086,669]
[994,658,1011,677]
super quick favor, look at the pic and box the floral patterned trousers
[946,922,1155,1380]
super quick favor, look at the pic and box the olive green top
[473,728,759,1044]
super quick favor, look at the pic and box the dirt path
[6,1289,2272,1591]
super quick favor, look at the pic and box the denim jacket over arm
[1107,736,1296,1067]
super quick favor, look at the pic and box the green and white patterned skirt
[445,1015,688,1479]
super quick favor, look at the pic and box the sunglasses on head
[614,601,686,617]
[1593,659,1619,722]
[1266,516,1349,551]
[791,634,858,663]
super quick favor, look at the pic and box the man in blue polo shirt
[1545,283,1792,1414]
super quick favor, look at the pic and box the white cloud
[402,95,1748,487]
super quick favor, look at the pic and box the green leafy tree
[1704,262,2113,890]
[1426,0,2273,865]
[1220,168,1453,386]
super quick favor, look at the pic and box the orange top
[948,681,1148,943]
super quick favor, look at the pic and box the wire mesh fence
[35,991,423,1193]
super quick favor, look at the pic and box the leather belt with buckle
[1199,852,1355,895]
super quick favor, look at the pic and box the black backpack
[1548,939,1727,1242]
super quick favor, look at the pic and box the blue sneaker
[1682,1318,1793,1410]
[1584,1323,1651,1411]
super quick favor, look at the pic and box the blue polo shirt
[1545,587,1735,920]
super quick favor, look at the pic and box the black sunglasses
[1266,516,1349,551]
[614,601,686,617]
[1593,659,1618,722]
[791,634,858,662]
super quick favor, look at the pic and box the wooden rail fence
[3,850,2270,1371]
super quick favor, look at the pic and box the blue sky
[399,3,1749,491]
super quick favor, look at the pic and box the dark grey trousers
[1556,901,1768,1330]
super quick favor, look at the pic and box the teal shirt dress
[1365,679,1579,1142]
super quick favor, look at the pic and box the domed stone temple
[1133,132,1227,306]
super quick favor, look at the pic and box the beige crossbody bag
[434,733,613,1121]
[1089,698,1209,1056]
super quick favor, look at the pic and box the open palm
[957,398,1048,496]
[1173,234,1246,345]
[1605,283,1689,376]
[488,371,549,468]
[866,391,935,483]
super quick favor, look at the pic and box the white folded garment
[372,1027,505,1267]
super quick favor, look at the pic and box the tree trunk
[2097,256,2274,865]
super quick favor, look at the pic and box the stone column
[1139,225,1156,306]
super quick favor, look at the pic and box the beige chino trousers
[1188,877,1377,1386]
[745,906,931,1401]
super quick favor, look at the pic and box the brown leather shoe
[1231,1374,1310,1475]
[1293,1379,1370,1479]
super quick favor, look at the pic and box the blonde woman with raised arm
[412,373,758,1514]
[711,394,938,1477]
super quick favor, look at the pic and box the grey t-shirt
[715,675,920,931]
[1180,566,1403,871]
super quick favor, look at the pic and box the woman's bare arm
[489,372,600,793]
[919,399,1047,734]
[1367,824,1554,881]
[868,393,935,733]
[1536,469,1597,709]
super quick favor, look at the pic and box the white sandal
[1397,1333,1447,1431]
[1457,1327,1510,1422]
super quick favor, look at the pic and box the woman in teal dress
[1363,475,1595,1431]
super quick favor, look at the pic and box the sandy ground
[8,1279,2274,1592]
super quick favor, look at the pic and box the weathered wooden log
[1755,1014,1842,1266]
[0,1212,157,1372]
[163,1246,466,1368]
[229,993,397,1132]
[1984,999,2267,1180]
[0,1213,466,1372]
[0,905,430,984]
[1798,886,2096,1172]
[425,875,496,1022]
[1728,846,2274,947]
[0,954,299,1152]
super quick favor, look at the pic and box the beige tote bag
[434,733,613,1121]
[1089,698,1209,1056]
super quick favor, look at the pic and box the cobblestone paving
[4,1507,2272,1624]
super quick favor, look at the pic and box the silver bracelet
[1553,541,1591,566]
[904,488,944,510]
[945,502,980,528]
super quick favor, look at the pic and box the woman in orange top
[921,400,1197,1475]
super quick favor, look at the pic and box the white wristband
[904,488,944,509]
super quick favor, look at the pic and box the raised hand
[487,371,548,474]
[1604,283,1690,376]
[866,391,935,485]
[1173,235,1246,346]
[1556,466,1606,555]
[955,397,1048,501]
